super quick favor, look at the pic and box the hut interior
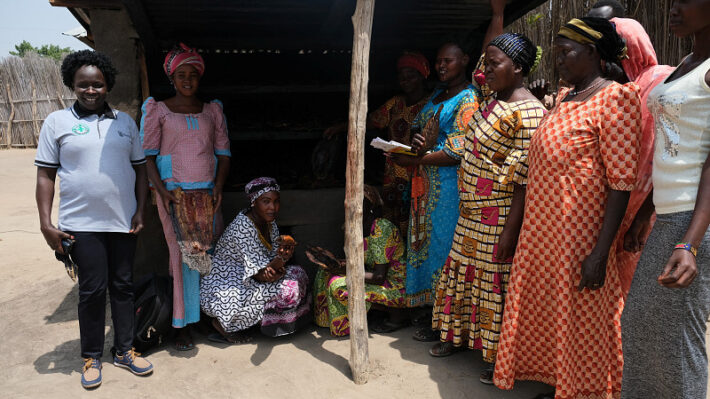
[50,0,546,271]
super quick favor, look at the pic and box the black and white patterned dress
[200,210,310,335]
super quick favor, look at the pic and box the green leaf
[526,13,544,26]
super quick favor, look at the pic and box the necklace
[247,212,272,250]
[445,80,467,95]
[568,78,605,97]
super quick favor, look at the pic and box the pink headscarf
[612,18,667,82]
[611,17,674,296]
[163,43,205,77]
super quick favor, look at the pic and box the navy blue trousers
[70,232,136,359]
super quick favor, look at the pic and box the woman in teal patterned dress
[391,42,482,313]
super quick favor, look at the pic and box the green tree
[10,40,72,61]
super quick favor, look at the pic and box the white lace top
[648,56,710,214]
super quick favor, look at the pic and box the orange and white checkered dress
[493,82,642,399]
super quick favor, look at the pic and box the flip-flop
[370,318,408,334]
[207,332,252,345]
[479,363,495,385]
[411,312,432,327]
[429,342,464,357]
[412,327,439,342]
[207,332,231,344]
[174,338,195,351]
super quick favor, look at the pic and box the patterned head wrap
[558,17,628,63]
[487,33,541,76]
[397,52,430,78]
[245,177,280,205]
[163,43,205,77]
[558,18,603,45]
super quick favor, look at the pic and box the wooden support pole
[31,80,39,146]
[5,84,15,148]
[345,0,375,385]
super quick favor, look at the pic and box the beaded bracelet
[674,242,698,257]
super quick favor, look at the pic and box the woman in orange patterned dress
[493,18,642,399]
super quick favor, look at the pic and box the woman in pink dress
[610,17,674,294]
[141,43,231,351]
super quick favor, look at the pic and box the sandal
[207,332,252,344]
[370,318,408,334]
[411,310,432,327]
[412,327,439,342]
[207,332,230,344]
[174,329,194,351]
[428,341,464,357]
[479,363,495,385]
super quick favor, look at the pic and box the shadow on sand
[44,284,79,324]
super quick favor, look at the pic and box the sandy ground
[0,148,703,399]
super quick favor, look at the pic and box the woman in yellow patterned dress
[430,32,546,385]
[314,186,407,336]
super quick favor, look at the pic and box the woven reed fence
[0,54,75,148]
[508,0,692,84]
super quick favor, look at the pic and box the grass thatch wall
[0,54,75,148]
[508,0,692,84]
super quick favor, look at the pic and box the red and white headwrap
[396,52,430,78]
[163,43,205,77]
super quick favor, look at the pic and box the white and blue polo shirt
[35,102,146,233]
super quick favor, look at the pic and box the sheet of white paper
[369,137,415,155]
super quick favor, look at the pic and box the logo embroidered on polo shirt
[72,123,90,135]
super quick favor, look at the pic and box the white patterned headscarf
[245,177,280,205]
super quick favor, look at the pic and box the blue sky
[0,0,90,58]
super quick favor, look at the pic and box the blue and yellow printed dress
[405,84,481,307]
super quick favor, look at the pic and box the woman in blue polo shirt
[35,50,153,389]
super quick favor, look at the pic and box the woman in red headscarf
[610,17,674,294]
[323,52,431,246]
[141,43,231,351]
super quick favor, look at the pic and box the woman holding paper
[390,42,482,316]
[325,53,431,237]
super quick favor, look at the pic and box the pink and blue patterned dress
[141,97,231,328]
